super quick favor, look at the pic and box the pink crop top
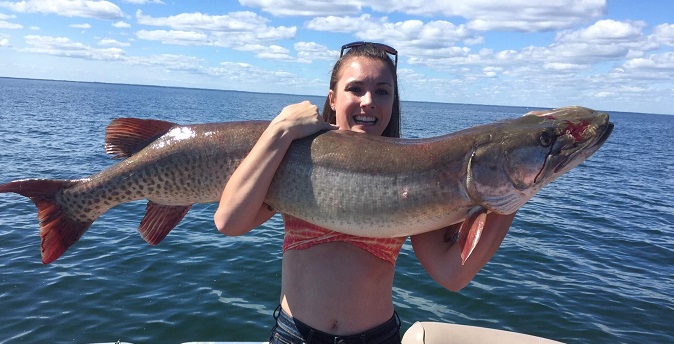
[282,214,407,265]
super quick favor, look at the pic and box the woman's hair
[322,43,401,138]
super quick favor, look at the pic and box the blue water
[0,77,672,343]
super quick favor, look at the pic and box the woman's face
[329,57,394,136]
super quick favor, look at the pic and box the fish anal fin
[459,207,488,265]
[138,201,191,245]
[105,118,177,159]
[1,179,92,264]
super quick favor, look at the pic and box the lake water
[0,77,672,343]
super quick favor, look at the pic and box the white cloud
[0,19,21,29]
[556,19,645,44]
[134,9,297,59]
[123,0,164,4]
[239,0,361,17]
[0,0,124,20]
[113,21,130,28]
[23,35,126,60]
[306,14,480,50]
[0,35,9,47]
[543,62,589,71]
[98,38,130,47]
[294,41,337,61]
[136,29,208,45]
[0,12,21,28]
[136,9,271,32]
[70,23,91,29]
[623,52,674,73]
[651,24,674,47]
[135,9,296,42]
[243,0,606,32]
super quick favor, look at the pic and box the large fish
[0,106,613,264]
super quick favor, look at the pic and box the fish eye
[539,131,553,147]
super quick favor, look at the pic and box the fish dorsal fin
[138,201,192,245]
[105,118,177,159]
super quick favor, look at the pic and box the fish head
[466,106,613,213]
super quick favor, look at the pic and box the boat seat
[402,322,564,344]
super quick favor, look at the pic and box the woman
[214,42,516,343]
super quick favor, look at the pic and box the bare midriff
[280,242,397,335]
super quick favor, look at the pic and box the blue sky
[1,0,673,115]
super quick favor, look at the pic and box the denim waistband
[271,305,401,344]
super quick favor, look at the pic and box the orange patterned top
[282,215,407,265]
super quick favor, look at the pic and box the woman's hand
[269,101,338,140]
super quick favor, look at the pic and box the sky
[0,0,673,115]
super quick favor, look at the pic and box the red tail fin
[0,179,92,264]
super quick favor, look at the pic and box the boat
[170,322,564,343]
[401,321,563,343]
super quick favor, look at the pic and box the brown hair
[322,43,401,138]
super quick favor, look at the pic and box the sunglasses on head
[340,41,398,67]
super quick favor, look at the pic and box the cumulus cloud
[0,0,124,20]
[135,9,298,60]
[243,0,606,32]
[136,9,271,32]
[70,23,91,29]
[556,19,645,43]
[0,13,22,29]
[622,52,674,74]
[463,0,605,32]
[294,41,337,61]
[651,24,674,47]
[23,35,126,60]
[239,0,361,17]
[112,21,130,28]
[98,38,130,47]
[136,29,208,46]
[306,14,480,50]
[123,0,164,4]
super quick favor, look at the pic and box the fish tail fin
[0,179,92,264]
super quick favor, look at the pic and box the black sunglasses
[340,41,398,66]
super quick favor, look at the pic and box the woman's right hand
[269,101,338,140]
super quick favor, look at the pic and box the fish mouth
[550,118,613,175]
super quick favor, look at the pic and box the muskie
[0,106,613,264]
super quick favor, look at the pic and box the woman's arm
[214,101,336,236]
[411,212,516,292]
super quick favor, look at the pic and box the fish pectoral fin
[105,118,177,159]
[138,202,192,245]
[459,207,488,265]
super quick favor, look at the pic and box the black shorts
[269,305,402,344]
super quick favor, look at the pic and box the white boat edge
[88,321,565,344]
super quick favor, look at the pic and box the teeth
[354,116,376,124]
